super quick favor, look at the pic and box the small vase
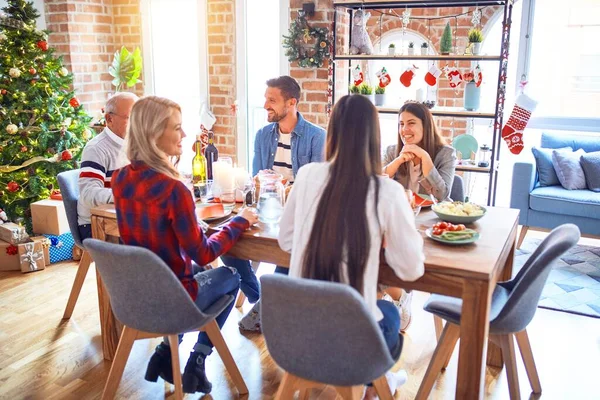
[388,47,395,56]
[464,81,481,111]
[374,94,386,107]
[472,42,481,55]
[408,48,415,55]
[420,47,428,56]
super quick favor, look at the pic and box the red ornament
[61,150,73,161]
[0,89,6,95]
[29,68,37,75]
[6,245,18,256]
[69,97,80,108]
[30,80,37,85]
[37,41,48,51]
[20,146,28,152]
[7,181,20,192]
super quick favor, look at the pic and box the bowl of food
[432,201,486,224]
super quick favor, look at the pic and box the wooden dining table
[90,203,519,400]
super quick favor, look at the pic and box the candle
[416,88,425,102]
[233,167,249,202]
[212,161,234,192]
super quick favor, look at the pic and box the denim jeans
[78,224,92,241]
[377,299,401,355]
[192,266,240,349]
[220,255,260,303]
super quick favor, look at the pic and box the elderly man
[77,92,138,240]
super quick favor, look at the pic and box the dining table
[90,203,519,400]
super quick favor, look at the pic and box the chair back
[450,175,465,202]
[57,169,83,248]
[260,274,398,386]
[491,224,580,334]
[84,238,232,334]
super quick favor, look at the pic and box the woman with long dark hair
[278,95,424,395]
[382,101,456,332]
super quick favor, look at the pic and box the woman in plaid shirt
[112,96,258,394]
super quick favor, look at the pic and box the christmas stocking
[353,65,364,86]
[376,66,391,88]
[400,66,416,87]
[444,66,463,88]
[501,93,537,155]
[473,64,483,87]
[424,64,442,86]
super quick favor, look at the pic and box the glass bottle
[192,134,207,184]
[204,131,219,180]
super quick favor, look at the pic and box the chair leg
[516,226,529,249]
[514,329,542,394]
[62,250,92,319]
[372,375,394,400]
[335,385,364,400]
[235,292,247,308]
[167,335,183,400]
[275,372,299,400]
[433,315,444,341]
[203,320,248,395]
[415,323,460,400]
[499,334,521,400]
[101,326,137,400]
[298,387,310,400]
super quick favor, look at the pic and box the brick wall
[44,0,143,117]
[207,0,237,160]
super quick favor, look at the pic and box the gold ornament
[320,41,327,48]
[303,28,310,43]
[9,68,21,78]
[6,124,18,135]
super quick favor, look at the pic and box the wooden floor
[1,231,599,400]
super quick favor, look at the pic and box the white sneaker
[383,291,413,332]
[363,370,408,399]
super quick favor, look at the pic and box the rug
[514,238,600,318]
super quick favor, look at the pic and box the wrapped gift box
[0,240,21,271]
[0,222,29,245]
[31,199,70,235]
[29,236,51,266]
[18,240,45,273]
[43,232,74,264]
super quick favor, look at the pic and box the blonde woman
[112,96,258,394]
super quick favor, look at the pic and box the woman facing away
[278,94,425,396]
[382,101,456,332]
[111,96,259,394]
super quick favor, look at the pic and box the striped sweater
[77,127,129,225]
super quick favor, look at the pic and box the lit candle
[212,160,234,193]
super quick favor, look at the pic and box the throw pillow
[580,151,600,192]
[552,149,587,190]
[531,146,572,186]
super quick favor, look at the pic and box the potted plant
[349,84,360,94]
[468,28,484,55]
[420,42,428,56]
[407,42,415,55]
[388,43,396,56]
[359,83,374,104]
[108,46,143,92]
[440,22,452,55]
[374,86,386,106]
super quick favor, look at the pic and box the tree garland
[283,13,330,68]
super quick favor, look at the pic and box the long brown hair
[301,95,381,294]
[395,102,446,176]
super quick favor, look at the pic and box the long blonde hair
[126,96,181,180]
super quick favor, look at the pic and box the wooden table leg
[487,226,517,369]
[455,279,492,400]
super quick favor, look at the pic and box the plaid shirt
[112,161,249,300]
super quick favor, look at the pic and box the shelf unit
[332,0,514,205]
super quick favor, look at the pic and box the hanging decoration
[326,30,334,115]
[282,12,331,68]
[444,66,463,88]
[471,8,482,27]
[349,9,373,55]
[376,67,391,88]
[352,64,364,86]
[400,65,417,87]
[424,64,442,86]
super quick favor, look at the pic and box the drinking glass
[236,176,255,209]
[220,189,236,211]
[194,180,213,203]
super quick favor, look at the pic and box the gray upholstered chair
[261,274,402,400]
[450,175,465,202]
[57,169,94,319]
[416,224,580,400]
[84,239,248,400]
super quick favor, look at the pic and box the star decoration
[472,8,482,27]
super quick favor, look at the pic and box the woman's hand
[402,144,434,176]
[396,152,415,164]
[238,207,259,226]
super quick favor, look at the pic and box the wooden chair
[261,274,403,400]
[417,224,580,400]
[84,239,248,400]
[57,169,93,319]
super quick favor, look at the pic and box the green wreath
[282,14,330,68]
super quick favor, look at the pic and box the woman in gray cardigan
[383,102,456,202]
[381,102,456,332]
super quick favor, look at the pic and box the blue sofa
[511,132,600,248]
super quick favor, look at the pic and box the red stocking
[424,64,442,86]
[353,65,364,86]
[400,67,415,87]
[501,93,537,155]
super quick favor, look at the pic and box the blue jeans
[78,224,92,240]
[192,267,240,350]
[377,299,401,356]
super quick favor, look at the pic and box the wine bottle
[204,131,219,180]
[192,134,207,184]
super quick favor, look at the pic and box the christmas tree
[440,22,452,55]
[0,0,92,231]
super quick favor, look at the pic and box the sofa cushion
[532,146,571,186]
[529,186,600,219]
[552,149,587,190]
[541,131,600,153]
[580,151,600,192]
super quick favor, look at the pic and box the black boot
[144,343,174,384]
[182,351,212,394]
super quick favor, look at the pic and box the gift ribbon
[0,147,79,173]
[20,242,44,271]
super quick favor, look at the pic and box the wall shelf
[335,54,502,62]
[456,165,491,173]
[333,1,509,9]
[377,106,496,119]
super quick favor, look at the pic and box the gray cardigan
[383,144,456,201]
